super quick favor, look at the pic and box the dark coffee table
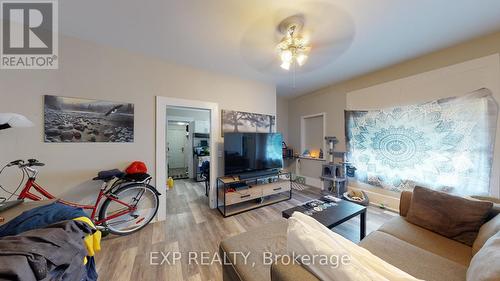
[282,197,367,240]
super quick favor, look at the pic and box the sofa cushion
[271,257,319,281]
[472,214,500,256]
[378,216,472,266]
[219,219,288,281]
[360,231,468,281]
[406,186,492,246]
[287,212,421,281]
[467,231,500,281]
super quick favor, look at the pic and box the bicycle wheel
[98,183,159,235]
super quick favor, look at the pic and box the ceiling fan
[276,15,311,71]
[240,1,355,74]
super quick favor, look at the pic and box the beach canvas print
[44,95,134,143]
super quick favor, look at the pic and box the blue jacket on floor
[0,202,87,237]
[0,202,98,281]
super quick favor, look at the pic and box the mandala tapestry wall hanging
[345,88,497,195]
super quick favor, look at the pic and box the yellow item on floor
[73,216,102,264]
[167,177,174,189]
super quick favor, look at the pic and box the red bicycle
[0,159,160,235]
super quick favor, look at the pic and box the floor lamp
[0,113,34,130]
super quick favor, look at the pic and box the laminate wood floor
[96,180,395,281]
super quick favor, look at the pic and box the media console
[216,171,292,217]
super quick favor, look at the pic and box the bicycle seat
[93,169,125,181]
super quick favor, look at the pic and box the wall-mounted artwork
[44,95,134,143]
[221,110,275,136]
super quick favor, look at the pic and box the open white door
[156,96,219,222]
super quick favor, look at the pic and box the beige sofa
[219,192,499,281]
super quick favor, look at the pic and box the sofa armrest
[399,191,413,217]
[271,257,320,281]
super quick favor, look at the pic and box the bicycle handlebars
[7,160,23,167]
[7,159,45,168]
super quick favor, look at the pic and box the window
[345,89,497,195]
[301,113,326,159]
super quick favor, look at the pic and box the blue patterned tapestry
[345,88,497,195]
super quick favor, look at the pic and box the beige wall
[288,31,500,180]
[0,35,276,204]
[276,96,289,143]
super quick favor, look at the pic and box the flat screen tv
[224,132,283,176]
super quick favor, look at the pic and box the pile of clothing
[0,202,101,281]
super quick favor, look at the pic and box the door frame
[156,96,219,221]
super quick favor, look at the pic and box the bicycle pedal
[96,226,110,237]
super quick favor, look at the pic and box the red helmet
[125,161,148,174]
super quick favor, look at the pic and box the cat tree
[320,136,349,197]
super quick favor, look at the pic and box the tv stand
[217,171,292,217]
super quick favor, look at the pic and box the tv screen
[224,133,283,175]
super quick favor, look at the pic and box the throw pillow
[470,195,500,219]
[472,214,500,255]
[467,231,500,281]
[406,186,492,246]
[287,212,422,281]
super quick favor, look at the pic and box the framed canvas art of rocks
[44,95,134,143]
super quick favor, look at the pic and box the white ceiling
[57,0,500,97]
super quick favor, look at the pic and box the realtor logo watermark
[1,0,58,69]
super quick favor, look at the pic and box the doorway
[156,97,219,221]
[166,107,211,183]
[167,120,191,179]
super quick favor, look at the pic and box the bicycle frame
[17,167,137,226]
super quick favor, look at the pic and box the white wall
[347,54,500,198]
[0,35,276,204]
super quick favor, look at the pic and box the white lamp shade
[296,53,308,66]
[280,61,291,70]
[280,50,293,63]
[0,113,34,128]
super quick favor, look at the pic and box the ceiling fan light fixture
[276,23,311,71]
[280,61,291,70]
[280,49,293,63]
[296,53,308,66]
